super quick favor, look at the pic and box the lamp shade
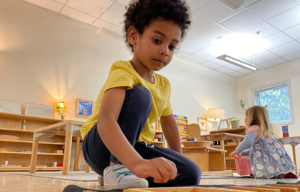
[207,108,225,122]
[57,102,66,111]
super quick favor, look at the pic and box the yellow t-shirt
[80,60,173,142]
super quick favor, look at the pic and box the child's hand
[229,150,243,158]
[129,157,177,183]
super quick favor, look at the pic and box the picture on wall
[75,98,94,118]
[197,117,207,131]
[282,125,289,137]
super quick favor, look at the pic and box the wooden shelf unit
[0,112,65,171]
[153,117,189,148]
[175,118,188,136]
[0,139,65,145]
[210,127,246,171]
[152,121,164,147]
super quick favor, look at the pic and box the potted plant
[231,116,239,128]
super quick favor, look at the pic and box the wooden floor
[0,173,299,192]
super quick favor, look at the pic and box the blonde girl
[229,105,295,178]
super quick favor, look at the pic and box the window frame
[251,79,294,125]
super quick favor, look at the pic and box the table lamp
[56,102,67,120]
[207,108,225,131]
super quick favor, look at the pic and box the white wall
[236,60,300,170]
[158,57,237,131]
[0,0,237,170]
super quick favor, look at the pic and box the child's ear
[127,26,138,46]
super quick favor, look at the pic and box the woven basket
[181,141,212,147]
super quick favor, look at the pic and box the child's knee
[130,86,152,109]
[183,161,202,185]
[190,164,202,184]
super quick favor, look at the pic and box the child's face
[133,18,181,71]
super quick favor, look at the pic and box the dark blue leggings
[82,86,201,187]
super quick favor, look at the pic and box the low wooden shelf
[208,127,246,171]
[0,151,65,156]
[154,117,189,148]
[0,139,64,145]
[39,141,65,145]
[182,146,227,172]
[0,112,66,171]
[0,151,32,155]
[0,139,32,144]
[37,152,64,156]
[0,112,63,123]
[0,128,34,133]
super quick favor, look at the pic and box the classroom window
[252,79,294,124]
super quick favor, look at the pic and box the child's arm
[160,114,182,154]
[229,133,256,157]
[241,149,251,157]
[97,87,177,183]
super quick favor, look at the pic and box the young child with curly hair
[229,105,295,179]
[80,0,201,190]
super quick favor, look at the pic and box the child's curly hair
[124,0,191,52]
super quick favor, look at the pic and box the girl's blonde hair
[245,105,274,139]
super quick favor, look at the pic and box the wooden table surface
[30,120,86,175]
[277,136,300,143]
[201,133,245,142]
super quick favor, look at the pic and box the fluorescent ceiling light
[217,54,258,71]
[218,0,245,9]
[96,26,124,42]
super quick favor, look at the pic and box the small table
[182,147,227,172]
[277,136,300,174]
[30,120,86,175]
[200,133,245,150]
[200,133,245,171]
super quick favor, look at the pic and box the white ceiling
[22,0,300,77]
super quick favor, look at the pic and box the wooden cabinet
[0,112,65,171]
[209,127,246,171]
[152,118,189,148]
[152,121,164,147]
